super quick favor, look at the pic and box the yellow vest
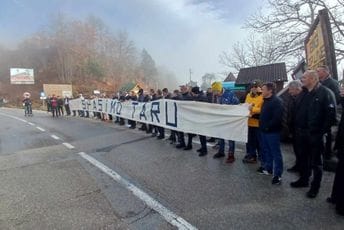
[245,93,263,127]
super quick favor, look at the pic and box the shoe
[306,189,318,198]
[259,169,272,175]
[176,144,186,149]
[198,151,208,157]
[212,144,219,150]
[157,135,165,140]
[213,152,225,159]
[336,207,344,216]
[287,165,299,173]
[272,176,282,185]
[290,180,309,188]
[256,166,264,173]
[183,146,192,151]
[207,138,216,142]
[226,153,235,163]
[326,197,336,204]
[242,156,257,164]
[196,148,203,152]
[151,133,157,137]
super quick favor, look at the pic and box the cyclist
[23,92,33,116]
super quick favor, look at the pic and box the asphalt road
[0,107,343,230]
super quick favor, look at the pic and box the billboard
[43,84,73,97]
[305,9,338,79]
[10,68,34,84]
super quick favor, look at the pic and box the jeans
[260,132,283,177]
[219,139,235,154]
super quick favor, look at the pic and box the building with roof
[236,63,288,92]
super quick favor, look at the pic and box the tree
[245,0,344,62]
[200,73,216,90]
[140,49,158,87]
[220,0,344,73]
[220,33,288,72]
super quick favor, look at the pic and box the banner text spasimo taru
[69,98,250,142]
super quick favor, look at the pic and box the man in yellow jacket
[243,82,264,164]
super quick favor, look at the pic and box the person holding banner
[211,82,239,163]
[190,86,209,156]
[243,81,263,164]
[176,85,194,150]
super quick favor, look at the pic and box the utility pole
[189,68,192,83]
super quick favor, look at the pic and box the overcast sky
[0,0,263,84]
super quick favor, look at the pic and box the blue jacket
[219,89,239,105]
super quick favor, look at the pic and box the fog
[0,0,262,86]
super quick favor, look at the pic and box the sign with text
[69,98,250,142]
[10,68,34,84]
[305,9,337,79]
[43,84,73,97]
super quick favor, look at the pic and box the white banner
[69,98,250,142]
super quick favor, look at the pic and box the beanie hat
[191,86,200,94]
[211,82,223,92]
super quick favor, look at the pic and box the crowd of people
[45,95,71,117]
[57,65,343,216]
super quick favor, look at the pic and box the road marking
[78,152,198,230]
[28,122,35,126]
[63,143,75,149]
[36,127,45,132]
[51,135,60,140]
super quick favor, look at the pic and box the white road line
[78,152,198,230]
[28,122,35,126]
[36,127,45,132]
[63,143,75,149]
[51,135,60,140]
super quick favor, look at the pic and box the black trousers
[199,135,207,152]
[294,130,323,190]
[324,129,333,159]
[292,131,302,170]
[330,150,344,214]
[64,104,71,115]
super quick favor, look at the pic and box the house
[224,72,236,82]
[236,63,288,92]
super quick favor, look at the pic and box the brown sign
[43,84,73,97]
[305,9,338,79]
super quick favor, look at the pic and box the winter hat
[211,82,223,92]
[191,86,201,94]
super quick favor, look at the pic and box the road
[0,107,343,230]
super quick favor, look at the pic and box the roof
[236,63,287,85]
[224,72,236,82]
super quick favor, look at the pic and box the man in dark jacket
[317,66,341,159]
[190,86,209,156]
[290,70,334,198]
[176,85,194,150]
[286,80,303,172]
[259,82,284,185]
[327,87,344,215]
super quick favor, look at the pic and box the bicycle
[24,103,33,117]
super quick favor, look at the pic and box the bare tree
[220,33,289,72]
[246,0,344,62]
